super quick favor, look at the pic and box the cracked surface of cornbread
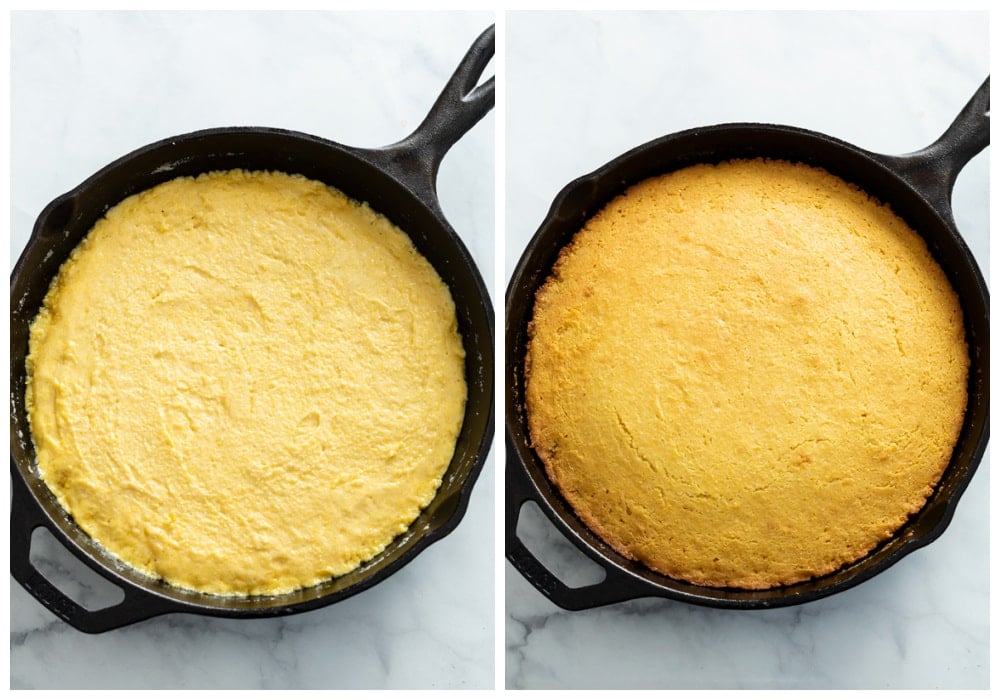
[525,158,968,589]
[26,169,467,596]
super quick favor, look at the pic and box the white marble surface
[505,11,989,689]
[10,11,495,689]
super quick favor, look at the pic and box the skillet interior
[505,124,988,608]
[11,127,494,615]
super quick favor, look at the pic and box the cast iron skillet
[506,77,989,611]
[10,26,495,633]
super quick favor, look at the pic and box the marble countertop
[10,11,494,689]
[505,11,988,690]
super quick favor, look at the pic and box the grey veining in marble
[505,10,988,690]
[10,10,494,690]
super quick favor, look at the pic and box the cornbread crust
[26,170,467,596]
[525,158,968,589]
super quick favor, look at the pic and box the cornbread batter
[525,158,968,589]
[26,170,466,596]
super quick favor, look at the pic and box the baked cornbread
[525,158,968,589]
[26,169,466,596]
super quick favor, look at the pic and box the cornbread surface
[26,170,466,596]
[525,158,968,589]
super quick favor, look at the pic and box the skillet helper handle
[366,24,495,211]
[506,450,651,610]
[10,467,179,634]
[877,77,989,224]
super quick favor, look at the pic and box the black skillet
[506,77,989,610]
[10,25,495,633]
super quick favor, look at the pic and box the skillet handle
[505,448,652,610]
[876,77,989,226]
[10,465,181,633]
[363,24,495,215]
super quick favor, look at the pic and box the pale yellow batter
[526,159,968,589]
[26,169,467,596]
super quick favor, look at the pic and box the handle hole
[474,56,494,92]
[30,528,125,611]
[516,501,606,588]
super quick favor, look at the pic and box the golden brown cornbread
[26,169,466,596]
[525,158,968,589]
